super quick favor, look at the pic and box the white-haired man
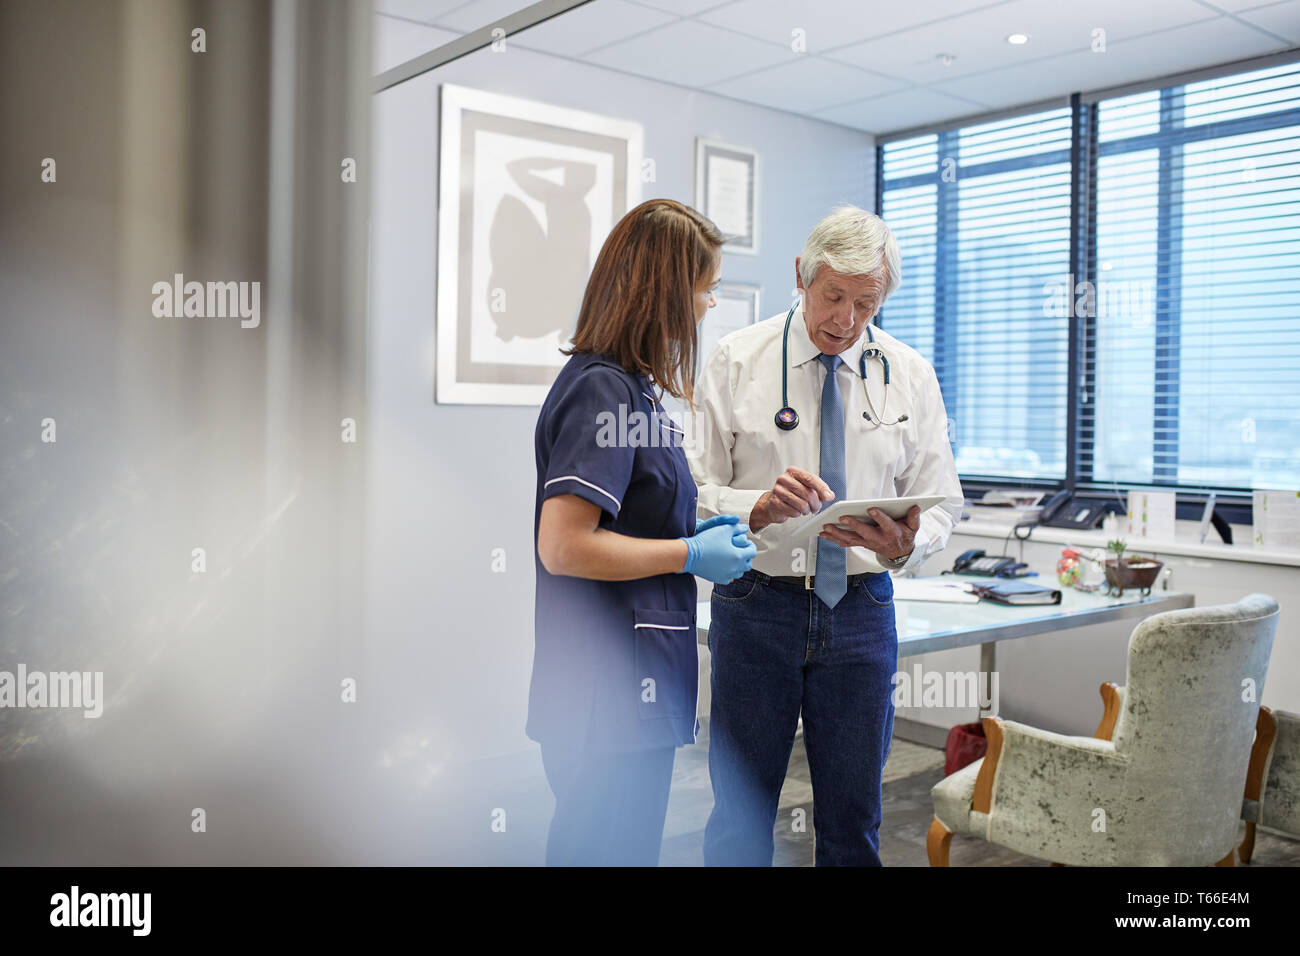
[687,206,964,866]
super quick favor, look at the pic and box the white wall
[367,15,875,765]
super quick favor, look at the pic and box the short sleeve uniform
[529,352,699,753]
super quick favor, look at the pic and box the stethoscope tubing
[775,302,905,429]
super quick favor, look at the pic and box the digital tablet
[782,494,948,539]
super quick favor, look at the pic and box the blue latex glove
[695,514,740,534]
[680,520,757,584]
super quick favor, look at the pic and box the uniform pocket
[633,607,697,721]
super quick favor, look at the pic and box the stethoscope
[775,301,909,431]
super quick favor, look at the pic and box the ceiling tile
[1196,0,1290,11]
[629,0,735,14]
[968,0,1217,49]
[1236,0,1300,41]
[695,0,1001,51]
[434,0,551,32]
[512,0,677,56]
[584,19,795,87]
[373,13,460,76]
[374,0,471,26]
[814,86,994,134]
[825,20,1049,83]
[826,0,1217,84]
[708,56,907,113]
[930,14,1288,108]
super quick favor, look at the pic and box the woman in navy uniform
[531,199,756,866]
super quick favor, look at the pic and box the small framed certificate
[697,282,759,381]
[695,138,758,255]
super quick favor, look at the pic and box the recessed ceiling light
[1007,33,1029,45]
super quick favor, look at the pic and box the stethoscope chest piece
[775,407,799,430]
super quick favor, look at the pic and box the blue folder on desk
[970,579,1062,606]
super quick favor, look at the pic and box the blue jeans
[703,568,898,866]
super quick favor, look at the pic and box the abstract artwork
[436,84,643,404]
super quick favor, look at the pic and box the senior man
[687,206,964,866]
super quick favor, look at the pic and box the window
[1089,63,1300,491]
[877,57,1300,498]
[880,110,1072,481]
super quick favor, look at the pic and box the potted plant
[1103,538,1163,597]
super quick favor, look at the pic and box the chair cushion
[931,758,984,835]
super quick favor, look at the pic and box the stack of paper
[890,579,979,604]
[965,491,1044,526]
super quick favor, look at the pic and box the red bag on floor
[944,721,987,776]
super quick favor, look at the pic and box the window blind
[1088,62,1300,491]
[880,108,1073,481]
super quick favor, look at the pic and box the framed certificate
[695,138,758,256]
[697,282,759,380]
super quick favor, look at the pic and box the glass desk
[697,572,1195,680]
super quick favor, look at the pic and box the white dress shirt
[685,304,965,576]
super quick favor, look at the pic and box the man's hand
[818,505,921,561]
[748,467,835,533]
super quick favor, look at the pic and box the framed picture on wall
[695,138,758,256]
[654,281,761,429]
[697,282,760,380]
[436,84,643,405]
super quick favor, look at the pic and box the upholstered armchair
[1239,707,1300,862]
[927,594,1279,866]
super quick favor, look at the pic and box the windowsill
[953,518,1300,568]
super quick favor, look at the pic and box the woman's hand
[682,519,756,584]
[694,513,740,534]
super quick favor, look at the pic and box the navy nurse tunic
[529,351,700,754]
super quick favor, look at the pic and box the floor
[658,720,1300,866]
[445,719,1300,867]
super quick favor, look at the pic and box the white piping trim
[643,390,686,435]
[634,622,691,630]
[544,475,621,510]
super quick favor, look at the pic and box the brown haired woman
[529,198,756,866]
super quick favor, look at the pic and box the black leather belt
[747,568,882,591]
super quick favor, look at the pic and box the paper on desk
[890,578,980,604]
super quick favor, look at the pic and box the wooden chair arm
[972,716,1004,814]
[1094,681,1122,741]
[1244,706,1277,803]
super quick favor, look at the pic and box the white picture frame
[698,282,760,381]
[656,282,760,432]
[436,84,643,405]
[695,138,759,256]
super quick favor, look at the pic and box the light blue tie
[815,353,847,609]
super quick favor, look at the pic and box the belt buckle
[804,573,813,591]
